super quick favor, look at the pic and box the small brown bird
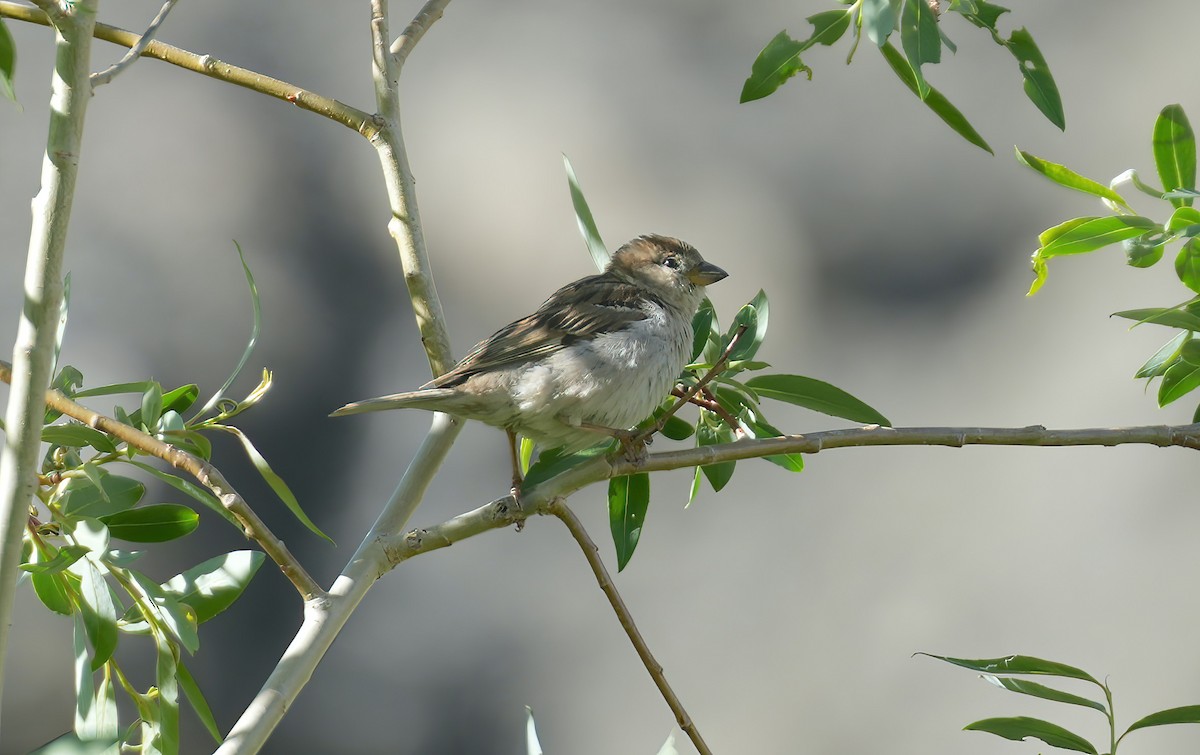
[332,234,727,488]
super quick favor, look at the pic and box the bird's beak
[688,261,728,286]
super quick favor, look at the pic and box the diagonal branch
[0,360,325,602]
[390,0,452,69]
[90,0,180,87]
[0,1,376,135]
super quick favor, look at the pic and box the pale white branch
[90,0,180,87]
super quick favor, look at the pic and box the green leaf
[696,419,736,492]
[141,383,163,433]
[153,627,181,754]
[730,290,769,363]
[526,706,544,755]
[1015,149,1129,206]
[955,0,1008,31]
[1036,215,1157,258]
[740,30,811,104]
[61,474,145,519]
[1005,28,1063,130]
[1123,232,1167,268]
[0,18,15,103]
[740,410,804,472]
[193,242,261,422]
[1159,360,1200,406]
[30,734,120,755]
[1181,339,1200,365]
[880,42,992,154]
[21,544,89,574]
[658,413,696,441]
[981,674,1107,713]
[32,569,73,615]
[805,9,854,49]
[177,659,222,743]
[100,505,199,543]
[1154,104,1196,208]
[41,424,117,453]
[119,459,238,528]
[161,384,199,415]
[1113,307,1200,331]
[77,559,119,669]
[746,374,891,426]
[213,424,331,543]
[161,550,264,624]
[73,381,154,399]
[1136,331,1189,378]
[562,154,610,272]
[73,613,118,744]
[690,300,715,362]
[1125,704,1200,734]
[964,716,1097,753]
[609,473,650,572]
[919,653,1102,685]
[521,443,612,491]
[1167,206,1200,235]
[900,0,940,98]
[862,0,897,46]
[1176,239,1200,293]
[128,569,200,654]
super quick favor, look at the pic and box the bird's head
[608,235,727,310]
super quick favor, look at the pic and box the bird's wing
[429,273,657,388]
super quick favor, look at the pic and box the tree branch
[550,499,713,755]
[390,0,452,69]
[90,0,180,87]
[0,1,376,136]
[0,360,325,602]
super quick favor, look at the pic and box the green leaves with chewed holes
[739,10,851,103]
[924,652,1200,753]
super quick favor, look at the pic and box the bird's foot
[613,429,650,464]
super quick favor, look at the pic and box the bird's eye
[662,256,680,269]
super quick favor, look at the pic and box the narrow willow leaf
[1167,206,1200,236]
[562,154,609,271]
[73,614,101,741]
[119,459,238,528]
[862,0,896,46]
[696,419,736,492]
[732,290,769,362]
[177,659,222,743]
[21,544,88,574]
[41,424,116,453]
[154,629,181,754]
[526,706,544,755]
[981,674,1107,713]
[965,716,1097,753]
[1006,28,1063,130]
[686,467,703,507]
[609,473,650,572]
[1181,339,1200,365]
[101,505,199,543]
[1136,331,1189,379]
[880,42,991,153]
[740,410,804,472]
[128,570,200,654]
[1154,104,1196,208]
[521,443,612,491]
[899,0,940,98]
[690,300,715,361]
[213,424,331,543]
[1176,239,1200,293]
[918,653,1102,685]
[1113,307,1200,331]
[659,414,696,441]
[78,559,119,670]
[193,242,261,421]
[1036,215,1157,259]
[60,474,145,519]
[1015,149,1130,206]
[519,436,535,475]
[73,381,154,399]
[161,550,264,624]
[746,374,891,426]
[1159,360,1200,406]
[31,549,74,614]
[740,30,811,104]
[1125,704,1200,734]
[141,383,163,433]
[0,17,16,102]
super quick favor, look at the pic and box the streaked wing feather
[429,274,651,388]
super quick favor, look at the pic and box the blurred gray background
[3,1,1199,753]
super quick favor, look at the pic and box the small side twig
[549,499,713,755]
[0,360,324,602]
[90,0,181,87]
[390,0,452,69]
[671,385,745,437]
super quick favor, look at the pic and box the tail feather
[330,388,460,417]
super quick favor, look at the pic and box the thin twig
[90,0,180,87]
[550,499,713,755]
[390,0,452,68]
[0,1,376,136]
[671,385,744,437]
[0,360,325,601]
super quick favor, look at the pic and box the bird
[332,234,728,490]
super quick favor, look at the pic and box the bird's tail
[329,388,460,417]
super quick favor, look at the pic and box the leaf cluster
[740,0,1063,153]
[923,653,1200,753]
[1021,105,1200,415]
